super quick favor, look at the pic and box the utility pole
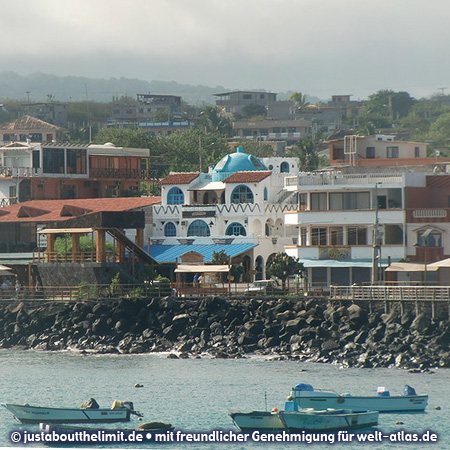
[371,182,382,285]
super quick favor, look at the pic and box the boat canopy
[293,383,314,391]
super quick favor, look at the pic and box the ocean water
[0,350,448,449]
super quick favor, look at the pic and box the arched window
[231,185,254,204]
[167,187,184,205]
[164,222,177,237]
[264,187,268,201]
[280,161,290,173]
[255,255,264,280]
[187,220,210,237]
[226,222,246,236]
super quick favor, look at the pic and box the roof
[0,197,161,223]
[385,262,438,272]
[213,147,267,175]
[174,264,230,273]
[0,115,63,131]
[223,171,271,183]
[148,243,258,263]
[159,173,199,185]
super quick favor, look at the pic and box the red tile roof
[0,115,63,131]
[223,171,271,183]
[159,173,199,185]
[0,197,161,222]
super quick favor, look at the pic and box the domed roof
[213,146,267,175]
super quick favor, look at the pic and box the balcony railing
[285,173,404,189]
[89,168,157,180]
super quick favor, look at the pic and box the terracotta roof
[223,171,271,183]
[0,197,161,223]
[0,115,63,131]
[159,172,199,185]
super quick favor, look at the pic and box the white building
[150,147,299,280]
[283,171,432,289]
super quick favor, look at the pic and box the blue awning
[147,243,258,264]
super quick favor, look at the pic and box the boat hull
[230,411,285,432]
[230,409,378,432]
[291,393,428,412]
[280,410,379,432]
[2,404,131,424]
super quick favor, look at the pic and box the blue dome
[213,147,267,177]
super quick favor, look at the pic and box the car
[245,279,284,295]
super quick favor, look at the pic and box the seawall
[0,296,448,369]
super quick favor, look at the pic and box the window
[243,94,252,100]
[226,222,246,236]
[43,148,64,174]
[187,220,210,237]
[263,187,268,201]
[417,230,441,247]
[231,185,254,204]
[32,150,40,169]
[330,227,343,245]
[415,147,420,157]
[167,187,184,205]
[164,222,176,237]
[311,227,327,246]
[387,146,399,158]
[329,192,370,210]
[366,147,375,158]
[66,149,87,174]
[280,161,289,173]
[311,193,327,210]
[347,227,367,245]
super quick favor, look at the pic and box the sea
[0,349,448,449]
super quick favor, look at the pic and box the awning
[428,258,450,268]
[175,264,230,273]
[188,181,225,191]
[148,243,258,263]
[385,262,439,272]
[299,259,391,268]
[38,228,95,234]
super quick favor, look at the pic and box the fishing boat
[230,403,379,432]
[2,399,142,424]
[290,383,428,413]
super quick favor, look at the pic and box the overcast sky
[3,0,450,100]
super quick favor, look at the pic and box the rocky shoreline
[0,296,449,370]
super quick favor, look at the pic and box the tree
[289,91,310,110]
[286,139,320,171]
[241,104,267,119]
[197,106,233,136]
[364,90,415,120]
[266,253,305,291]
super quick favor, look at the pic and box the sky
[2,0,450,100]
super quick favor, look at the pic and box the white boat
[290,383,428,413]
[280,408,379,432]
[230,404,378,432]
[2,400,142,424]
[230,410,285,432]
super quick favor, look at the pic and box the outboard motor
[122,401,143,417]
[403,385,417,396]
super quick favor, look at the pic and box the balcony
[0,167,37,178]
[89,168,156,180]
[285,173,404,190]
[406,208,450,223]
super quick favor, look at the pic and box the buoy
[134,383,144,388]
[396,421,404,425]
[435,406,441,410]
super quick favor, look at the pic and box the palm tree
[289,92,310,111]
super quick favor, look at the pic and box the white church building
[149,147,299,280]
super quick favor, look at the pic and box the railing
[0,197,18,207]
[89,168,157,180]
[285,173,404,189]
[331,285,450,302]
[33,251,116,263]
